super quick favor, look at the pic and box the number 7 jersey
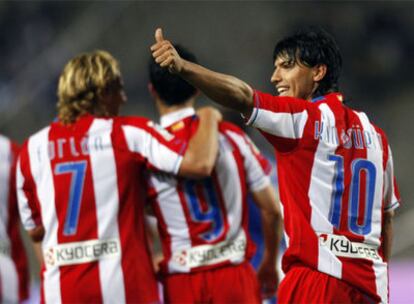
[16,115,186,304]
[247,91,400,303]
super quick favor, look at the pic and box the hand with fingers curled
[150,28,184,74]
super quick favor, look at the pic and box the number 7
[55,161,88,236]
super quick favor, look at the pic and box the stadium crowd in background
[15,50,222,303]
[151,26,400,303]
[147,45,282,302]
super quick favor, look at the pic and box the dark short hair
[149,45,198,106]
[273,27,342,97]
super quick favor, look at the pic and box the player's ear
[148,83,158,99]
[194,89,201,98]
[313,64,327,82]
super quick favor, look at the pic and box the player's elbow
[28,225,45,242]
[178,159,215,179]
[189,161,215,178]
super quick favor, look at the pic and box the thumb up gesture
[150,28,183,74]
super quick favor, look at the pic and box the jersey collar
[160,107,195,128]
[311,92,344,103]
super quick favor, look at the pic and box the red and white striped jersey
[0,135,29,303]
[147,108,271,274]
[16,115,186,303]
[247,91,400,303]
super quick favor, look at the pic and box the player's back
[16,115,183,303]
[257,92,399,303]
[148,112,270,274]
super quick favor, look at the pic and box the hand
[150,28,184,74]
[257,259,279,299]
[196,106,223,123]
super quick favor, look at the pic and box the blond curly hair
[57,50,122,125]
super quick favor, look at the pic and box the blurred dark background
[0,1,412,297]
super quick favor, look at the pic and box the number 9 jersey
[247,91,400,303]
[147,108,272,275]
[16,115,186,304]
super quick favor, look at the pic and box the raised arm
[251,185,283,299]
[150,28,254,117]
[178,106,222,178]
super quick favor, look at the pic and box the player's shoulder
[116,116,175,141]
[0,133,11,148]
[26,124,52,144]
[115,115,150,128]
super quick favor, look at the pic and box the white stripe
[0,136,11,245]
[88,119,125,303]
[149,172,192,273]
[384,146,399,210]
[373,260,388,303]
[226,131,270,192]
[122,125,182,175]
[28,127,61,303]
[356,112,388,302]
[251,109,308,139]
[355,112,383,245]
[308,103,342,278]
[215,134,243,244]
[0,254,18,303]
[16,158,37,230]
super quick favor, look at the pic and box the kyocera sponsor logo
[172,233,247,268]
[319,233,380,261]
[44,239,120,267]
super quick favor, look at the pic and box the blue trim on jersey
[311,96,325,103]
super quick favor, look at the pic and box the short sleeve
[16,146,40,231]
[121,119,186,175]
[383,145,400,212]
[245,90,310,152]
[225,127,271,192]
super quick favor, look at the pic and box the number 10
[328,154,376,236]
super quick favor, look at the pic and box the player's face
[270,54,317,101]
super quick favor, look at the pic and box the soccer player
[16,50,221,303]
[151,27,400,303]
[147,45,282,303]
[0,135,29,303]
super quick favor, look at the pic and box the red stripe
[112,119,159,302]
[47,122,103,303]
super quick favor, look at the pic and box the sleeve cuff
[249,175,271,192]
[384,201,400,212]
[172,155,183,175]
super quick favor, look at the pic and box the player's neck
[156,98,195,117]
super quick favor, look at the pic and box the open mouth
[277,87,289,95]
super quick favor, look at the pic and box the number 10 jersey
[247,91,400,303]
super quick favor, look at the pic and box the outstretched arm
[178,107,222,178]
[150,28,254,117]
